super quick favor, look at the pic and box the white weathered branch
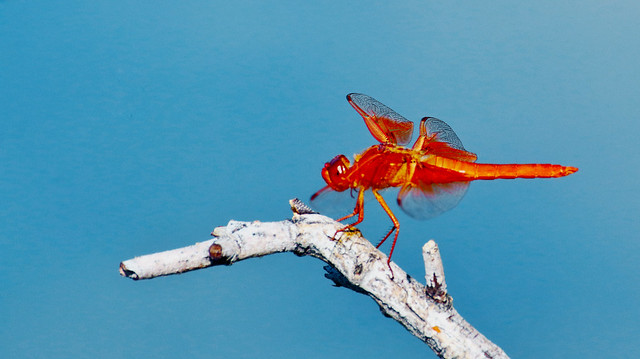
[119,199,509,359]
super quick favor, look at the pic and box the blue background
[2,1,638,358]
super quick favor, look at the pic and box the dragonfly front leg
[333,187,366,239]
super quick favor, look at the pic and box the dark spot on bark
[354,263,363,275]
[426,273,452,307]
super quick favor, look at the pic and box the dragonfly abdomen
[424,156,577,180]
[468,162,578,179]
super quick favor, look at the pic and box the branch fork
[119,199,508,359]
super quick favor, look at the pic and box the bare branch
[423,240,452,306]
[119,200,509,359]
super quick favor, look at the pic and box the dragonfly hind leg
[372,190,400,266]
[376,225,398,250]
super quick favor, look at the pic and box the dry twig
[120,199,508,359]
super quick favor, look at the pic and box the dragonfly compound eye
[328,155,350,175]
[322,155,351,191]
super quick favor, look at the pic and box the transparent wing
[420,117,477,162]
[347,93,414,146]
[310,185,358,219]
[310,185,375,220]
[397,181,469,220]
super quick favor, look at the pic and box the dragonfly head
[322,155,351,191]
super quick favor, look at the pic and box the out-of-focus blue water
[1,1,638,358]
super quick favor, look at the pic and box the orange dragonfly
[311,93,577,266]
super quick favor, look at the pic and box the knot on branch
[208,243,232,265]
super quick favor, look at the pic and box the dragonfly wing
[397,181,470,219]
[310,185,369,219]
[347,93,414,146]
[421,117,478,162]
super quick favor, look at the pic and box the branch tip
[119,262,138,280]
[423,240,450,305]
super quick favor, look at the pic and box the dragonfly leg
[377,225,398,249]
[333,187,366,239]
[372,190,400,266]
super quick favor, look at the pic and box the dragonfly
[311,93,578,267]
